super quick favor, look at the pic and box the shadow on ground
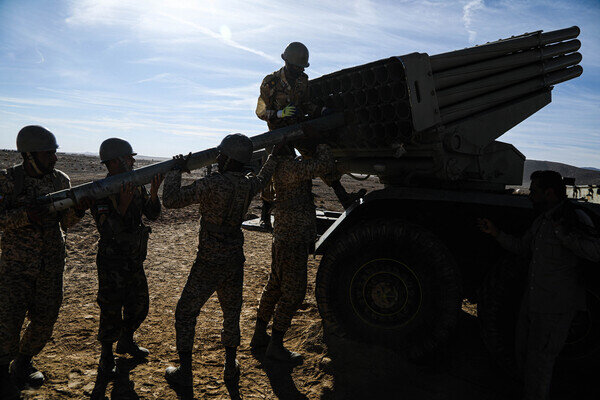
[251,346,308,400]
[318,311,597,400]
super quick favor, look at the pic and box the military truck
[301,26,599,372]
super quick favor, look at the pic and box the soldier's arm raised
[141,184,161,221]
[56,171,85,230]
[294,144,336,180]
[248,154,279,197]
[162,169,208,209]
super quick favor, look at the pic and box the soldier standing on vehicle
[162,134,280,397]
[0,126,89,399]
[250,140,335,363]
[90,138,163,378]
[479,170,600,400]
[255,42,362,229]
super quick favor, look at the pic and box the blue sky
[1,0,599,167]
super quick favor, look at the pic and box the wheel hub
[350,258,421,328]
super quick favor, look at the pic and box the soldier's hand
[74,196,93,213]
[150,173,164,199]
[272,139,292,158]
[173,153,191,173]
[27,204,49,225]
[277,105,296,118]
[118,182,135,216]
[477,218,499,237]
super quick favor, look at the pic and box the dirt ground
[0,151,594,400]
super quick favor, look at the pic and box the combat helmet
[16,125,58,153]
[281,42,310,68]
[217,134,253,164]
[99,138,136,163]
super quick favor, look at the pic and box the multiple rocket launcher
[307,26,582,186]
[41,27,583,210]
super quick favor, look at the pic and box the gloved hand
[277,105,296,118]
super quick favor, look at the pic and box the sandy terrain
[0,150,594,400]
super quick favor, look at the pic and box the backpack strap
[7,164,25,197]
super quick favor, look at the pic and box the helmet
[281,42,309,68]
[217,133,253,164]
[99,138,136,163]
[16,125,58,152]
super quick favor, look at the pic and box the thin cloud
[463,0,485,43]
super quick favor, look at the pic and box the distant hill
[524,160,600,186]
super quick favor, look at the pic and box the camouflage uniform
[163,156,277,351]
[90,182,161,343]
[256,67,319,203]
[0,164,82,364]
[257,145,335,332]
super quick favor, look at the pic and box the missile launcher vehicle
[304,26,599,372]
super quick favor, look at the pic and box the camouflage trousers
[96,254,149,343]
[175,254,244,351]
[516,302,576,400]
[257,238,310,332]
[0,258,64,364]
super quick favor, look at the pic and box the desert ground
[0,150,595,400]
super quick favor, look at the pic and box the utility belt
[276,192,314,209]
[200,220,240,235]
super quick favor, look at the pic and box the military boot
[224,347,241,400]
[98,342,116,377]
[250,317,270,348]
[9,354,44,389]
[116,332,149,359]
[0,364,20,400]
[265,329,303,364]
[165,351,193,388]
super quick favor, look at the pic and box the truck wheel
[478,257,600,374]
[315,218,461,359]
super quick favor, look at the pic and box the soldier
[89,138,163,378]
[250,141,335,362]
[162,134,280,395]
[255,41,362,229]
[0,126,89,399]
[479,170,600,400]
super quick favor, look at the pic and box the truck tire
[315,218,461,359]
[478,257,600,375]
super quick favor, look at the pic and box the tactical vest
[6,163,63,200]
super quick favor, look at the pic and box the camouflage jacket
[0,164,82,265]
[91,177,161,259]
[163,155,278,263]
[256,67,318,130]
[273,144,335,243]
